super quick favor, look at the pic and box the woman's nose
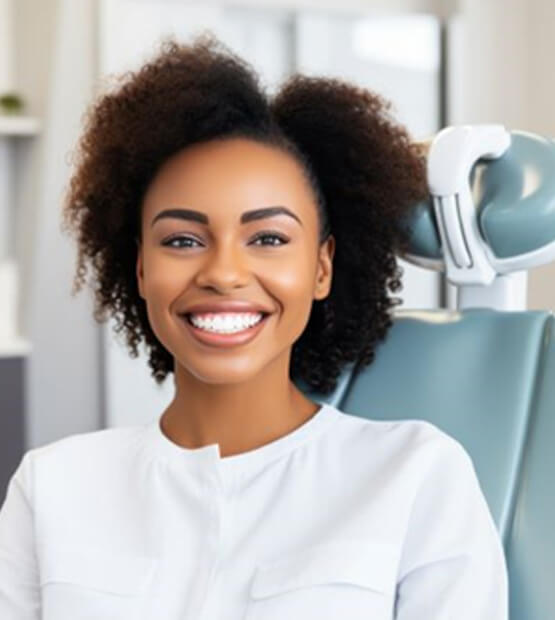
[193,242,251,290]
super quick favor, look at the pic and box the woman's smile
[179,311,272,348]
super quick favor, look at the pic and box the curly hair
[61,31,428,395]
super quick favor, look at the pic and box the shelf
[0,114,41,136]
[0,337,31,357]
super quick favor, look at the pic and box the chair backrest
[296,126,555,620]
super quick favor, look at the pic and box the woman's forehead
[151,137,307,190]
[142,138,317,226]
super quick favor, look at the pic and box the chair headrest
[401,130,555,273]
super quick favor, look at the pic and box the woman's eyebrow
[150,206,303,228]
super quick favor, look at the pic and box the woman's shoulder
[10,424,148,492]
[329,405,472,474]
[331,405,460,446]
[30,423,144,458]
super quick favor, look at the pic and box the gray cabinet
[0,350,26,501]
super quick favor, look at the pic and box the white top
[0,402,508,619]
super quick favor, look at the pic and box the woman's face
[136,137,335,385]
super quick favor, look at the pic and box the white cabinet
[0,116,40,352]
[0,116,37,496]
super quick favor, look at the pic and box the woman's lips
[179,313,270,348]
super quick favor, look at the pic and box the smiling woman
[0,29,506,620]
[60,31,426,401]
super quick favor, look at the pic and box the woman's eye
[161,233,289,249]
[250,232,289,246]
[162,236,201,249]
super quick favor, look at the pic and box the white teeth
[188,312,264,334]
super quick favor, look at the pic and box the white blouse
[0,402,508,619]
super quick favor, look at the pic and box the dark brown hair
[61,31,427,395]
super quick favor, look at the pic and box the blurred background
[0,0,553,495]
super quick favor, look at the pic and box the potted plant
[0,92,24,115]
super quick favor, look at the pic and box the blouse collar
[143,401,340,481]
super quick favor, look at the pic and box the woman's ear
[315,234,335,300]
[136,239,145,300]
[415,136,434,157]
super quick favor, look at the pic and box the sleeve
[394,434,509,619]
[0,451,41,619]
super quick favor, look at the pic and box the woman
[0,32,508,619]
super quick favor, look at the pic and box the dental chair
[296,125,555,620]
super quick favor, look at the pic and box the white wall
[0,0,14,93]
[524,0,555,311]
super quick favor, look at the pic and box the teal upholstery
[295,127,555,619]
